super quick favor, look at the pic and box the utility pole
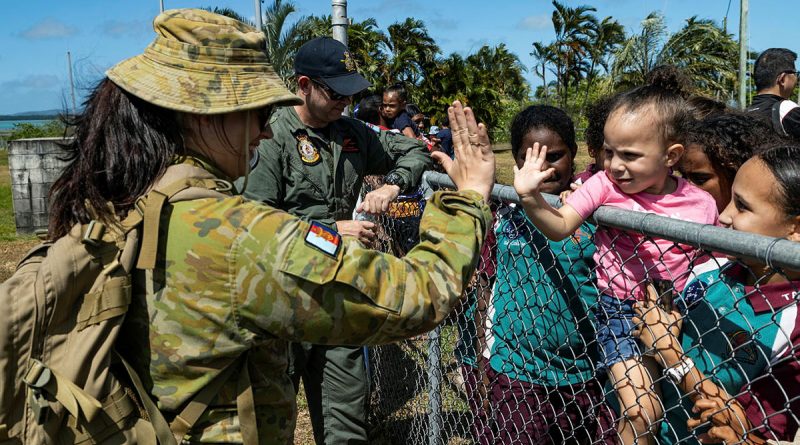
[738,0,748,109]
[331,0,349,115]
[254,0,263,33]
[331,0,348,46]
[159,0,164,13]
[67,51,77,116]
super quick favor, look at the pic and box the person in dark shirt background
[746,48,800,141]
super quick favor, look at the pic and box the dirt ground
[0,239,38,282]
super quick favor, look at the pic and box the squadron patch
[305,221,341,257]
[296,134,320,165]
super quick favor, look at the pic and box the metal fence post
[427,325,442,445]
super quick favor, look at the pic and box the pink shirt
[566,172,718,300]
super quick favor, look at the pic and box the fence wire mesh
[361,172,800,445]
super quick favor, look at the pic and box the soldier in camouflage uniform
[48,9,495,444]
[241,37,432,444]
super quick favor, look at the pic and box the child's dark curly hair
[584,96,616,157]
[685,113,788,184]
[510,105,577,158]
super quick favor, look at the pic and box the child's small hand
[689,398,761,444]
[559,182,582,204]
[513,143,555,199]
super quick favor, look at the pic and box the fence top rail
[422,171,800,271]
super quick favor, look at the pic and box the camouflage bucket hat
[106,8,302,114]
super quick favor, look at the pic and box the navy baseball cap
[294,37,371,96]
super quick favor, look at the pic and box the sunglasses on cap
[310,78,351,101]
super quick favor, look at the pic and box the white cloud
[1,75,61,91]
[99,20,150,39]
[19,19,78,40]
[516,14,551,31]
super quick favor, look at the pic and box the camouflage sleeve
[241,138,284,207]
[363,125,432,192]
[234,190,490,345]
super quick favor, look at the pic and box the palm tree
[382,18,439,86]
[530,41,556,102]
[262,0,311,82]
[660,17,738,98]
[550,0,598,108]
[583,16,625,106]
[612,12,668,89]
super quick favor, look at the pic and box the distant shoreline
[0,115,59,121]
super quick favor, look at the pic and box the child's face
[381,92,403,119]
[720,158,795,239]
[602,108,683,195]
[515,128,574,194]
[678,143,731,212]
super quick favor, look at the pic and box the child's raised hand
[513,143,555,199]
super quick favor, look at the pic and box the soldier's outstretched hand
[431,101,494,202]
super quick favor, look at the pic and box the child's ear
[665,143,685,168]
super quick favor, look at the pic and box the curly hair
[510,105,577,158]
[685,113,788,185]
[584,96,616,156]
[645,65,693,99]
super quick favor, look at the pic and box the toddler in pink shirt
[513,84,718,445]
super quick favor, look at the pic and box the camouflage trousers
[289,343,369,444]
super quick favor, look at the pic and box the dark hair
[584,96,616,155]
[686,96,728,119]
[756,145,800,217]
[753,48,798,91]
[405,103,423,117]
[510,105,577,158]
[608,83,692,146]
[645,65,693,99]
[49,78,185,239]
[685,113,786,186]
[355,94,382,126]
[384,82,409,103]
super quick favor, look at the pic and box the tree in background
[611,12,668,90]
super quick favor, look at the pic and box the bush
[9,120,66,141]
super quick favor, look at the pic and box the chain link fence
[362,171,800,445]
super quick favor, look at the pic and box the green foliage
[9,120,66,141]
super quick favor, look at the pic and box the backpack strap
[136,177,228,270]
[771,100,789,136]
[116,354,176,445]
[119,353,257,445]
[23,359,103,425]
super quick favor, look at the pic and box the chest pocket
[340,151,365,202]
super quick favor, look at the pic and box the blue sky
[0,0,796,115]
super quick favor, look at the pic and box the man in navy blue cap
[243,37,431,444]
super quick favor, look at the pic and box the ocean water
[0,119,54,131]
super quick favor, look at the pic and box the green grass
[0,150,18,241]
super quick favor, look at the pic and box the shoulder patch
[305,221,341,257]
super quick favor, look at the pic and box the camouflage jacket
[121,159,490,443]
[242,106,431,226]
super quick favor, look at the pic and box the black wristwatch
[384,172,406,192]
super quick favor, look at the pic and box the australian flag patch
[305,221,341,257]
